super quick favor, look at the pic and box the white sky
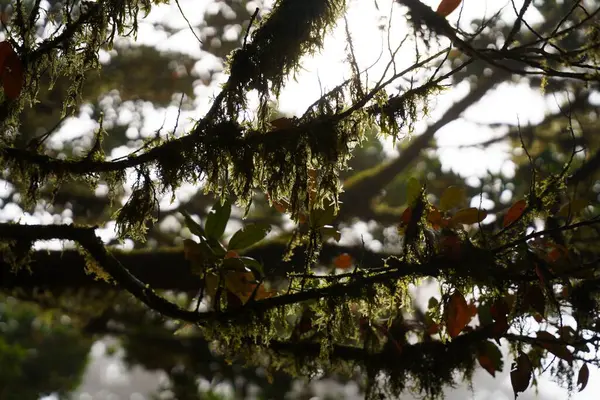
[7,0,597,399]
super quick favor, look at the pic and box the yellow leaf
[223,269,276,304]
[204,273,219,299]
[183,239,219,274]
[224,269,257,303]
[439,186,465,211]
[557,199,588,218]
[451,207,487,225]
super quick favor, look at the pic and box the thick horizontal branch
[0,240,387,290]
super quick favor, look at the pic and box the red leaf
[536,331,574,365]
[440,234,462,259]
[523,284,546,318]
[477,341,503,377]
[578,363,589,392]
[490,299,510,336]
[503,199,527,227]
[436,0,463,17]
[445,291,472,338]
[0,41,11,65]
[0,41,23,99]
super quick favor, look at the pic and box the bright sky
[7,0,596,399]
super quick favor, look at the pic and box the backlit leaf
[451,207,487,225]
[503,199,527,227]
[181,210,206,240]
[557,199,588,218]
[400,207,412,226]
[536,331,574,365]
[183,239,217,274]
[427,206,442,229]
[310,199,337,228]
[436,0,462,17]
[477,341,503,377]
[205,199,231,240]
[440,186,465,211]
[228,223,271,250]
[445,290,471,338]
[220,259,275,304]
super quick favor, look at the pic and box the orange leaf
[224,250,239,259]
[427,207,442,229]
[400,207,412,226]
[445,291,472,338]
[334,253,353,270]
[436,0,463,17]
[503,199,527,227]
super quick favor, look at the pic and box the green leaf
[174,323,196,336]
[207,238,227,257]
[310,199,338,228]
[428,296,439,310]
[478,303,493,326]
[205,199,231,240]
[320,225,341,242]
[181,210,206,240]
[239,256,264,277]
[228,223,271,251]
[222,257,248,272]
